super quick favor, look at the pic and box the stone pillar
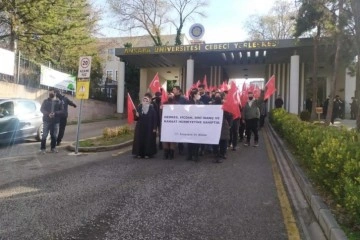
[139,68,148,101]
[290,55,300,114]
[117,61,125,113]
[186,57,194,91]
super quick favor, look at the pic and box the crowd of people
[131,85,268,163]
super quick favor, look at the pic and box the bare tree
[168,0,208,45]
[107,0,170,46]
[244,0,297,40]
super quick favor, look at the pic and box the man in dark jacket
[55,90,77,146]
[40,88,64,153]
[172,86,188,155]
[242,92,260,147]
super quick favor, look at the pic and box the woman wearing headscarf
[132,94,157,158]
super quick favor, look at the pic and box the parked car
[0,98,45,144]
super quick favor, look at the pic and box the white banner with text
[0,48,15,76]
[40,65,76,91]
[161,104,223,144]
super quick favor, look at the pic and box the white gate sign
[161,105,223,144]
[77,56,92,78]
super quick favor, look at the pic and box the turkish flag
[222,81,240,119]
[202,75,208,90]
[195,80,201,88]
[240,82,248,107]
[127,93,136,124]
[219,81,229,92]
[149,72,161,93]
[264,75,276,100]
[160,88,168,105]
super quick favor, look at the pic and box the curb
[66,140,133,152]
[267,124,348,240]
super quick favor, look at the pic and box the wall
[0,82,118,122]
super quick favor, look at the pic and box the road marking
[263,130,301,240]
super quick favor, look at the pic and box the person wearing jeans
[40,88,64,153]
[242,92,260,147]
[55,90,77,146]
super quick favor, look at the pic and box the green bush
[270,109,360,229]
[299,110,311,121]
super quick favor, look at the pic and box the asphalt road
[0,130,290,240]
[0,119,127,159]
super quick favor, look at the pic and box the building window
[107,49,115,61]
[115,71,118,81]
[106,70,113,81]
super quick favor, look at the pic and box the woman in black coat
[132,95,158,158]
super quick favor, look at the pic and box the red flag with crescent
[202,75,208,90]
[240,82,248,107]
[222,81,240,119]
[264,75,276,100]
[149,72,161,93]
[160,88,168,105]
[127,93,136,124]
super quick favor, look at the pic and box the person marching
[186,88,202,162]
[172,86,188,155]
[161,92,176,159]
[55,89,77,146]
[151,91,162,150]
[132,94,158,158]
[212,92,232,163]
[242,92,260,147]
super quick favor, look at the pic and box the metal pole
[16,51,21,84]
[75,99,83,154]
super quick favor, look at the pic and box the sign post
[75,56,92,154]
[316,107,323,121]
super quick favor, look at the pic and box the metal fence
[0,52,74,90]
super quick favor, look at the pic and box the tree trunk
[175,27,182,46]
[326,0,344,126]
[356,61,360,130]
[310,28,320,121]
[351,0,360,130]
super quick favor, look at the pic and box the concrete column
[290,55,300,114]
[186,58,194,91]
[116,61,125,113]
[139,68,148,101]
[218,66,222,86]
[286,63,290,112]
[300,63,305,111]
[345,67,356,117]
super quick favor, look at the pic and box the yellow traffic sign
[76,80,89,99]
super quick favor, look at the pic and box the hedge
[269,108,360,226]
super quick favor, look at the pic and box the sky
[92,0,279,43]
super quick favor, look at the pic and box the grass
[68,115,122,125]
[79,133,133,147]
[342,226,360,240]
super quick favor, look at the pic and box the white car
[0,98,45,144]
